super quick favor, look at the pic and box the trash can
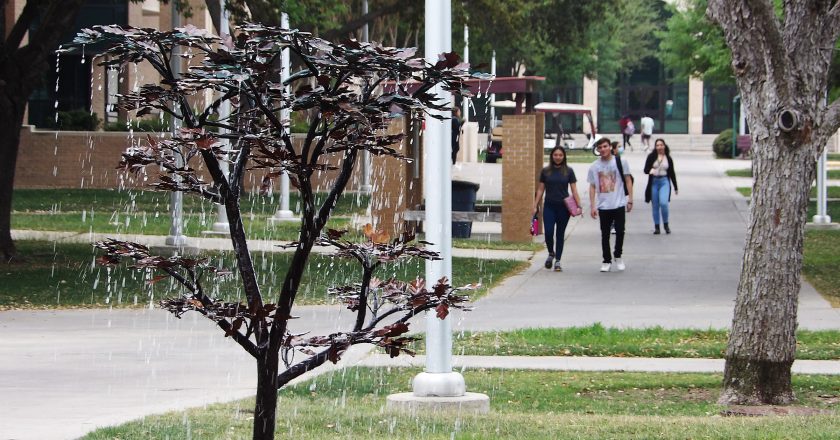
[452,180,480,238]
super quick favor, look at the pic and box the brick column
[371,118,422,238]
[501,113,543,242]
[688,76,704,135]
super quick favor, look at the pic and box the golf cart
[484,101,598,162]
[534,102,598,152]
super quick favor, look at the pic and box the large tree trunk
[720,135,815,404]
[0,86,27,261]
[1,0,88,260]
[253,351,279,440]
[708,0,840,405]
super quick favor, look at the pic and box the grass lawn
[11,211,351,242]
[544,148,598,163]
[734,187,840,305]
[81,367,840,439]
[727,168,840,179]
[804,229,840,306]
[13,188,371,216]
[12,189,367,241]
[445,325,840,360]
[0,241,527,309]
[12,189,542,251]
[735,187,840,222]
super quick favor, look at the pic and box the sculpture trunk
[253,351,280,440]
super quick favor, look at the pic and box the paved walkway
[2,151,840,440]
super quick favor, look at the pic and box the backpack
[615,156,631,197]
[624,120,635,135]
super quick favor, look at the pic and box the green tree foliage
[657,0,733,83]
[454,0,661,88]
[591,0,664,86]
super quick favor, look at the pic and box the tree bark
[0,108,23,261]
[0,76,27,261]
[707,0,840,405]
[0,0,88,260]
[720,135,813,405]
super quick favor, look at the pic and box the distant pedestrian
[533,146,581,272]
[588,137,634,272]
[643,138,678,235]
[640,114,654,152]
[619,115,634,151]
[451,107,462,164]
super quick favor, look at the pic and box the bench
[402,210,502,222]
[736,135,752,158]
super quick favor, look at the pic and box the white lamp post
[208,0,231,235]
[813,148,832,224]
[462,24,469,125]
[359,0,373,194]
[269,12,296,223]
[490,50,496,128]
[386,0,487,412]
[166,3,187,247]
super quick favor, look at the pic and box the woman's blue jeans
[543,202,571,259]
[651,176,670,225]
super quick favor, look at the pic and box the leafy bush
[51,109,100,131]
[713,128,735,158]
[104,117,170,132]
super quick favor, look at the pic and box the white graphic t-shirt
[587,157,631,210]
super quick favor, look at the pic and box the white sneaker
[615,258,625,271]
[600,262,611,272]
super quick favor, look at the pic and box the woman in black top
[643,138,679,234]
[532,146,581,271]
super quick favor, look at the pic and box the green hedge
[713,128,734,158]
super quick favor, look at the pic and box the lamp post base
[807,217,838,230]
[385,391,489,414]
[202,222,231,236]
[268,210,297,224]
[812,215,833,224]
[164,234,188,246]
[411,371,465,397]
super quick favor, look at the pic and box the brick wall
[501,114,543,242]
[13,126,354,194]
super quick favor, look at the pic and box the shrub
[713,128,735,158]
[51,109,100,131]
[104,117,170,132]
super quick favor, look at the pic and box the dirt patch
[721,405,834,417]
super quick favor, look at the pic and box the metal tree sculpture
[66,23,470,439]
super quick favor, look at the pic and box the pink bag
[530,214,540,236]
[563,196,582,216]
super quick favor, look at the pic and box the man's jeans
[598,207,625,263]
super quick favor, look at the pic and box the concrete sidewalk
[2,150,840,440]
[356,353,840,375]
[9,229,533,261]
[453,150,840,331]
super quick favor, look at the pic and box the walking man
[640,114,654,152]
[588,137,634,272]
